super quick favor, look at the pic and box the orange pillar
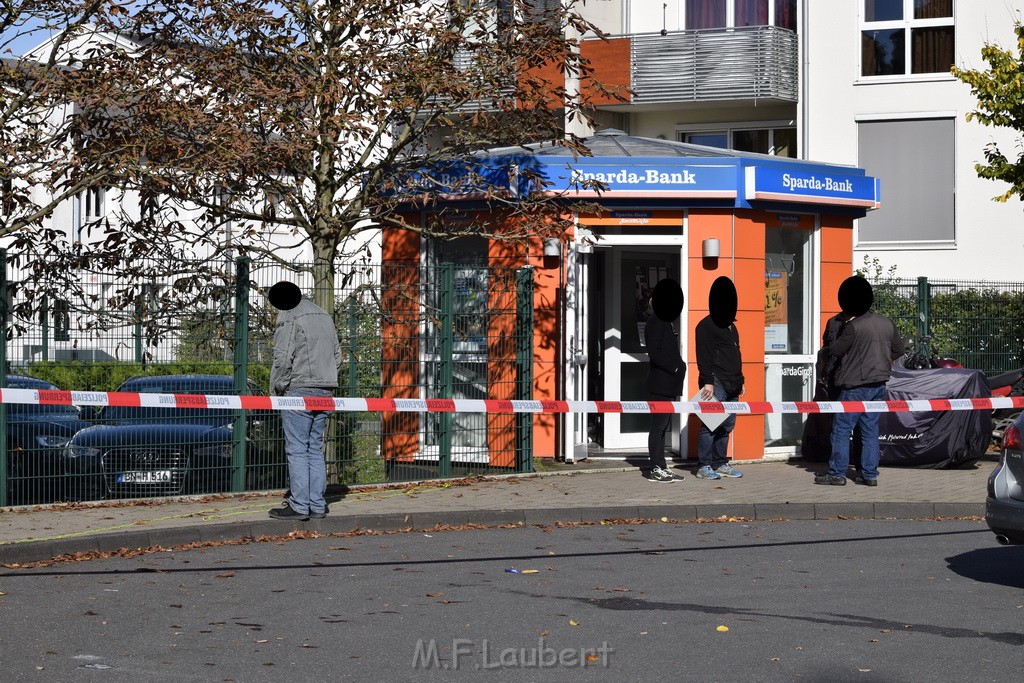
[381,226,420,463]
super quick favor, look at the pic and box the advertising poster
[765,270,789,352]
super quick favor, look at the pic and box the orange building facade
[385,131,879,466]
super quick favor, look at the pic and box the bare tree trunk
[311,236,336,314]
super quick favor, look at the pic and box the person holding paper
[694,276,744,480]
[645,278,686,483]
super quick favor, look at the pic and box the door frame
[571,232,688,456]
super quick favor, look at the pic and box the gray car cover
[802,367,991,469]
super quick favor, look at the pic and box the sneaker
[813,472,847,486]
[647,466,676,483]
[269,505,309,521]
[696,465,721,480]
[854,475,878,487]
[716,464,743,478]
[309,509,328,519]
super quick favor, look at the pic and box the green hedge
[18,361,271,393]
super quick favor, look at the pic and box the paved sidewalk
[0,458,996,566]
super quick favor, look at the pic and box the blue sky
[2,16,54,58]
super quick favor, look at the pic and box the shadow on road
[945,545,1024,588]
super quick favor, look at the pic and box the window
[53,298,71,342]
[861,0,954,77]
[1,176,13,217]
[857,118,954,244]
[83,187,105,220]
[684,0,797,30]
[73,187,106,243]
[680,125,797,157]
[424,236,490,461]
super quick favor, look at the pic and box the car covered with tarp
[802,366,991,469]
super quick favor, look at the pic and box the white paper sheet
[690,391,728,431]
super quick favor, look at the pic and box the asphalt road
[0,519,1020,682]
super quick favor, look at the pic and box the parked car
[987,415,1024,545]
[62,374,285,501]
[4,374,91,505]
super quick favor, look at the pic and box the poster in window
[765,270,789,352]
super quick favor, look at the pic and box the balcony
[584,25,799,107]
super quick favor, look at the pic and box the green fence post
[916,276,930,358]
[438,263,453,478]
[515,266,534,473]
[40,295,48,361]
[134,298,143,364]
[0,248,7,507]
[231,257,250,492]
[348,296,359,397]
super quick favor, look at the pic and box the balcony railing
[628,25,798,104]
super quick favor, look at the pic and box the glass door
[764,216,816,449]
[601,248,682,449]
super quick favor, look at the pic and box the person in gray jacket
[814,276,904,487]
[267,281,341,520]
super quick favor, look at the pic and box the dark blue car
[62,374,284,501]
[4,375,91,505]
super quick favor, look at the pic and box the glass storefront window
[764,219,815,450]
[424,236,489,460]
[765,224,812,355]
[764,362,814,447]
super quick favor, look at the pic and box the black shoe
[269,505,309,521]
[854,475,878,487]
[646,466,676,483]
[814,473,847,486]
[309,509,328,519]
[282,499,329,514]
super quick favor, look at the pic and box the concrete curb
[0,501,985,566]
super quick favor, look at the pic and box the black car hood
[70,421,232,448]
[8,412,91,436]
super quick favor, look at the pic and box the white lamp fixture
[702,238,720,258]
[543,237,561,257]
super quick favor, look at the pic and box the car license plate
[117,470,172,484]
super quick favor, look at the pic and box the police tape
[2,387,1024,415]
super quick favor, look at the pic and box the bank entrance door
[586,246,683,451]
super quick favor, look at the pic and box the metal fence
[870,276,1024,373]
[0,251,535,507]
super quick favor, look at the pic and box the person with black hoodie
[694,276,745,480]
[645,278,686,483]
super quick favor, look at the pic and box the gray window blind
[857,118,954,243]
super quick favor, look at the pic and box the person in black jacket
[814,276,904,487]
[694,276,745,480]
[645,279,686,483]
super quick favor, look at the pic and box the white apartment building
[576,0,1023,281]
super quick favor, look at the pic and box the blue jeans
[697,380,738,471]
[829,383,886,480]
[282,388,332,514]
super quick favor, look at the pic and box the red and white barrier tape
[2,387,1024,415]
